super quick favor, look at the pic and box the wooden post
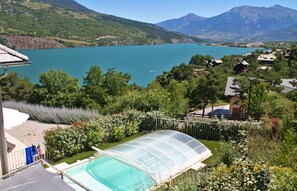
[0,87,9,175]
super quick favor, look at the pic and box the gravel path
[6,120,70,146]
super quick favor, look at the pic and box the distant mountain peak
[157,4,297,42]
[156,13,206,31]
[271,4,283,8]
[186,13,197,16]
[180,13,206,20]
[185,13,199,17]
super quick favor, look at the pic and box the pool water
[65,156,155,191]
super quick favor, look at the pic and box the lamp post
[0,45,31,175]
[247,77,257,117]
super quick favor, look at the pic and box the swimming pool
[64,130,212,191]
[65,156,155,191]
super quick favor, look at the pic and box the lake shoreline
[13,44,257,87]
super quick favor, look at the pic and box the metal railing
[6,143,49,173]
[139,117,247,141]
[185,113,261,121]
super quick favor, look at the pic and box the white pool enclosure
[92,130,212,186]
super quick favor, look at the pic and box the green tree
[82,66,106,108]
[266,91,294,119]
[288,60,297,78]
[0,72,33,102]
[165,80,189,115]
[273,53,289,77]
[105,85,168,113]
[287,90,297,119]
[254,69,282,92]
[103,68,131,97]
[289,45,297,61]
[234,77,269,116]
[244,51,261,66]
[248,81,269,116]
[221,55,239,68]
[156,63,198,87]
[189,71,221,116]
[189,54,213,66]
[81,66,131,110]
[30,69,80,107]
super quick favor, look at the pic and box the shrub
[104,110,141,142]
[196,161,271,191]
[44,121,105,161]
[270,166,297,190]
[44,110,141,161]
[111,124,126,142]
[84,121,105,149]
[125,120,139,136]
[195,161,297,191]
[44,126,87,161]
[3,101,101,124]
[274,127,297,170]
[194,122,297,191]
[218,141,239,166]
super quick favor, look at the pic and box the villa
[206,59,223,68]
[257,53,276,64]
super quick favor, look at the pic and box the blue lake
[13,44,257,87]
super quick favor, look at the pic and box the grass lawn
[198,139,221,165]
[53,133,143,165]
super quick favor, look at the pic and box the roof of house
[280,79,296,93]
[225,77,296,97]
[238,60,249,66]
[0,44,29,66]
[212,59,223,64]
[0,163,75,191]
[224,77,239,97]
[257,54,276,62]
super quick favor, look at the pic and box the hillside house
[224,77,296,116]
[285,48,291,60]
[257,54,276,64]
[206,59,223,68]
[224,77,242,116]
[280,79,296,93]
[234,60,249,74]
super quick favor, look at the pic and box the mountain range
[157,5,297,42]
[0,0,200,49]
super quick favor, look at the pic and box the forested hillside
[0,0,200,49]
[33,0,92,12]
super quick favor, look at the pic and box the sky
[75,0,297,23]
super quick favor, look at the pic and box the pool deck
[46,158,90,173]
[191,162,206,170]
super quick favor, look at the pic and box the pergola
[0,44,31,175]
